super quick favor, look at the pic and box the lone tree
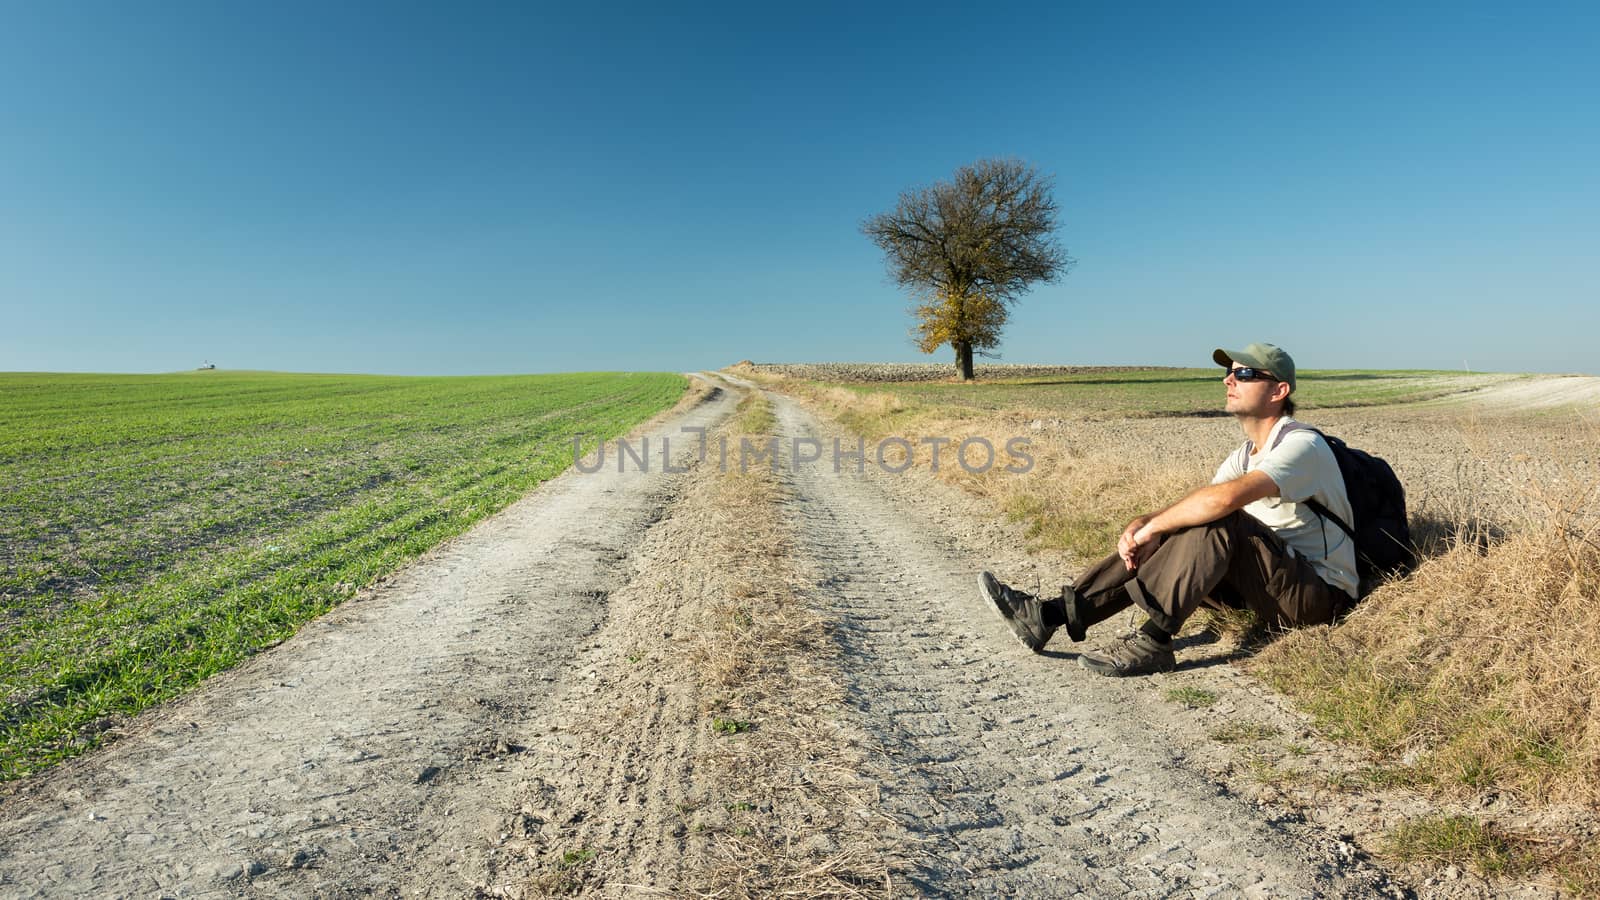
[862,158,1070,380]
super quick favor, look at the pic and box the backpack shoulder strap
[1304,497,1355,540]
[1270,419,1317,451]
[1232,440,1252,471]
[1267,422,1356,539]
[1243,420,1308,470]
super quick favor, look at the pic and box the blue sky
[2,1,1595,375]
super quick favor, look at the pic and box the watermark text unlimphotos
[571,427,1034,475]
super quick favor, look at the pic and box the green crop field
[817,368,1526,419]
[0,370,686,779]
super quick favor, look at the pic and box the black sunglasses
[1224,366,1277,383]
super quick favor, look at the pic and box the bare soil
[1443,375,1600,413]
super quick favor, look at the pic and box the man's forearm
[1141,484,1244,540]
[1126,471,1277,550]
[1145,477,1280,538]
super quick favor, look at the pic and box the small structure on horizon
[198,361,216,370]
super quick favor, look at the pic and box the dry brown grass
[995,447,1209,559]
[1251,473,1600,891]
[681,391,901,897]
[1253,514,1600,798]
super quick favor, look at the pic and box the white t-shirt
[1212,417,1359,599]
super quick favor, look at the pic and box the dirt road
[1,374,1411,897]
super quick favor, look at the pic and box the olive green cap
[1213,342,1296,393]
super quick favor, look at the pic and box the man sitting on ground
[980,343,1359,676]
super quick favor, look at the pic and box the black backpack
[1274,424,1416,593]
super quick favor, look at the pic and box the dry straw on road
[510,388,899,898]
[684,392,899,897]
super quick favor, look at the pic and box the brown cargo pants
[1069,510,1352,636]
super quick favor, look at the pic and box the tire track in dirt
[0,378,737,898]
[759,384,1403,897]
[487,524,721,895]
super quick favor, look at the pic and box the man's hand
[1116,472,1281,571]
[1118,516,1164,571]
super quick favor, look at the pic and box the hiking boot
[979,571,1056,653]
[1078,630,1176,677]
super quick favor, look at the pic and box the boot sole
[978,572,1012,618]
[1078,652,1176,677]
[978,572,1048,653]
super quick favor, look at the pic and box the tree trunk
[954,341,974,381]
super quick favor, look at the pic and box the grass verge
[1250,505,1600,890]
[1384,813,1600,892]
